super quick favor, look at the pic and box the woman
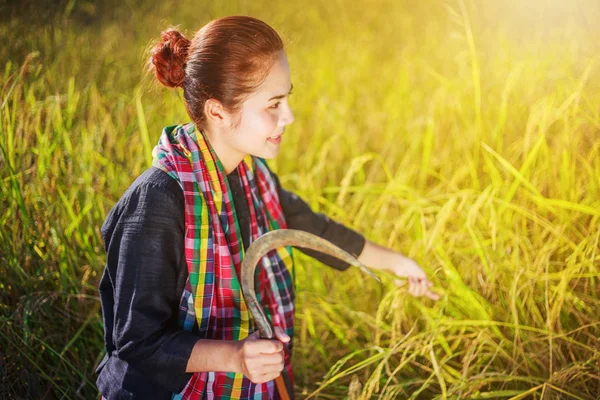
[96,15,438,400]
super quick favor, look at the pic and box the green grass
[2,0,599,398]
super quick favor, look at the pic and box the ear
[204,98,231,127]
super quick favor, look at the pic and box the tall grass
[1,0,599,398]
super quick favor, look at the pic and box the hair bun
[150,29,191,88]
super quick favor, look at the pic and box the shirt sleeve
[262,161,367,271]
[100,183,199,393]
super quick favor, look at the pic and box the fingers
[425,288,440,300]
[241,329,289,384]
[246,330,261,341]
[408,277,417,296]
[399,277,439,301]
[273,326,291,343]
[252,371,283,384]
[246,327,290,353]
[258,339,284,354]
[409,277,426,297]
[259,351,286,366]
[417,278,430,297]
[246,349,285,366]
[245,354,286,383]
[393,279,407,288]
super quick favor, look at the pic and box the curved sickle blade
[240,228,380,340]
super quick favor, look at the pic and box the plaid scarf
[151,122,296,399]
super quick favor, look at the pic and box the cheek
[247,110,278,131]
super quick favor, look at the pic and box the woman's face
[226,50,295,161]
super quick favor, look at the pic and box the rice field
[1,0,599,398]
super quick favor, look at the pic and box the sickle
[240,229,381,400]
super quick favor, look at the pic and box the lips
[267,133,283,144]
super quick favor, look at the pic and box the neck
[201,128,246,175]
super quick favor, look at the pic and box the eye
[270,102,281,109]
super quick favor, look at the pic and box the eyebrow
[268,83,294,101]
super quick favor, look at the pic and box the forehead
[246,52,291,102]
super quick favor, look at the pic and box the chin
[250,150,277,160]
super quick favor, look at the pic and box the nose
[283,102,294,125]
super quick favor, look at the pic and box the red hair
[147,16,284,129]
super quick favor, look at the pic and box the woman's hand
[235,326,290,383]
[357,240,440,300]
[390,254,439,300]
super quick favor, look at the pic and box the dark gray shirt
[96,162,366,399]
